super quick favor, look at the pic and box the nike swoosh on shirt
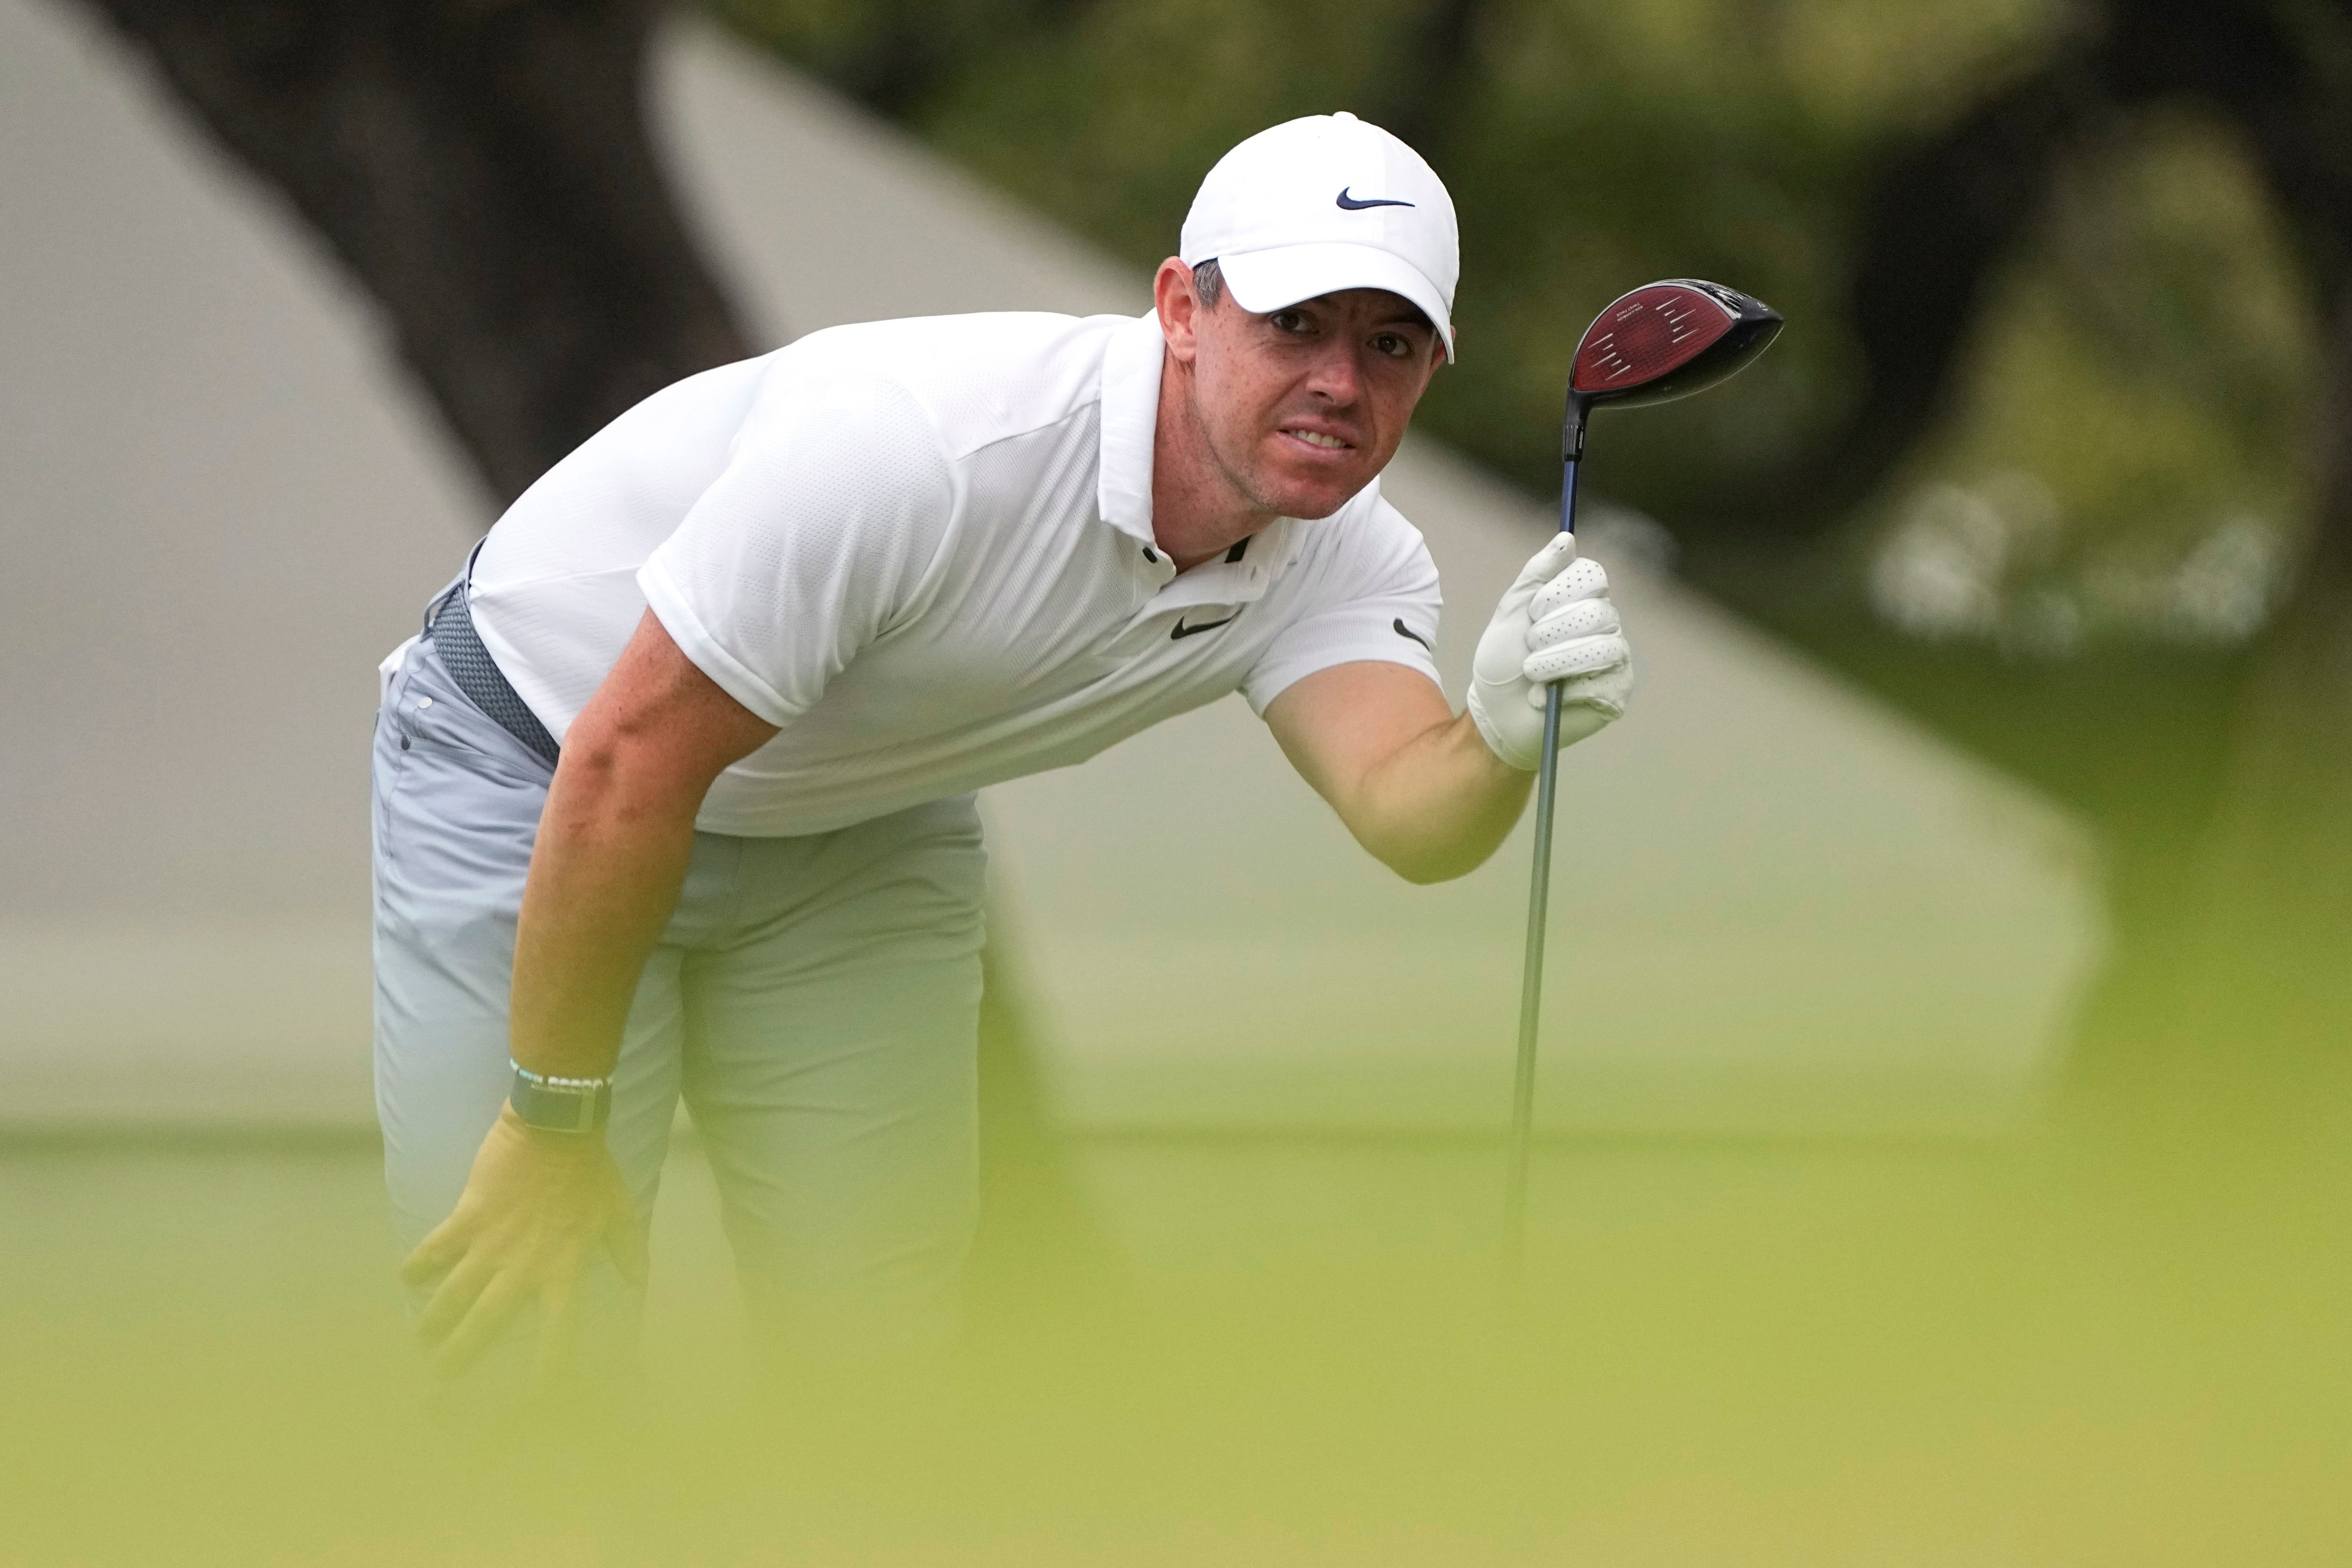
[1336,188,1414,210]
[1392,618,1433,651]
[1171,613,1238,640]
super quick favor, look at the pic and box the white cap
[1181,112,1459,361]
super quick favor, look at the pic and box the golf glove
[1466,534,1634,771]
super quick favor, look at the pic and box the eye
[1372,332,1414,359]
[1269,308,1310,333]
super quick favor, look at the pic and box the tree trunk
[2054,0,2352,1125]
[2164,296,2352,1123]
[75,0,753,506]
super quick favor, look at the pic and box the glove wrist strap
[1465,688,1538,773]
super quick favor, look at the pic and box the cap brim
[1215,243,1457,361]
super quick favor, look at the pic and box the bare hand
[400,1105,649,1383]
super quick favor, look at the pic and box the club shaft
[1504,458,1580,1285]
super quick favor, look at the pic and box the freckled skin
[1151,261,1445,570]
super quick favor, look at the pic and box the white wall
[1,0,478,1122]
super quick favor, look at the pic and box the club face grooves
[1570,279,1782,410]
[1571,283,1735,393]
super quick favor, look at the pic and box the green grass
[1,1110,2342,1563]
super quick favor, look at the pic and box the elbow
[552,730,627,802]
[1368,815,1519,884]
[1378,842,1488,886]
[544,724,680,835]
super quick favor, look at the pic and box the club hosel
[1560,392,1592,465]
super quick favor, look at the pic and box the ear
[1155,259,1202,366]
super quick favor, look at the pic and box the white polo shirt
[458,309,1443,837]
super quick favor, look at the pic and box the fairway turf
[0,1116,2342,1565]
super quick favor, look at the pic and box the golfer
[375,111,1633,1381]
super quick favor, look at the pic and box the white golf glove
[1466,534,1635,772]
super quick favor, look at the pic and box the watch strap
[509,1064,612,1134]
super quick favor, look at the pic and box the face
[1158,262,1445,522]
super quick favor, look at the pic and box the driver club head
[1562,279,1782,459]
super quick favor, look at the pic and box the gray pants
[371,635,988,1362]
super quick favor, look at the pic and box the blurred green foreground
[3,1092,2343,1566]
[8,1,2347,1560]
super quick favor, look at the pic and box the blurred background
[2,0,2345,1560]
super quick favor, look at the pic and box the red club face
[1571,284,1736,395]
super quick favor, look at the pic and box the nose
[1303,337,1362,405]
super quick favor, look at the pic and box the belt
[423,562,562,769]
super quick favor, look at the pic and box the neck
[1149,354,1276,571]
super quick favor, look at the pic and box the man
[375,111,1633,1381]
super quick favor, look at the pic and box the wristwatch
[509,1062,612,1134]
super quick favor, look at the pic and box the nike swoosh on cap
[1336,187,1414,210]
[1171,613,1238,640]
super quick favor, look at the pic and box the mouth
[1278,426,1357,456]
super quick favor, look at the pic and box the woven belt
[423,569,561,769]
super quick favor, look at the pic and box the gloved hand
[1466,534,1634,772]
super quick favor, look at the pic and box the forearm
[508,748,700,1080]
[1341,711,1532,883]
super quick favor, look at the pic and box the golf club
[1504,279,1783,1285]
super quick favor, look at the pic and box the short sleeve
[1243,500,1444,714]
[638,368,954,727]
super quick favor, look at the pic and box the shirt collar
[1096,310,1165,547]
[1141,515,1299,615]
